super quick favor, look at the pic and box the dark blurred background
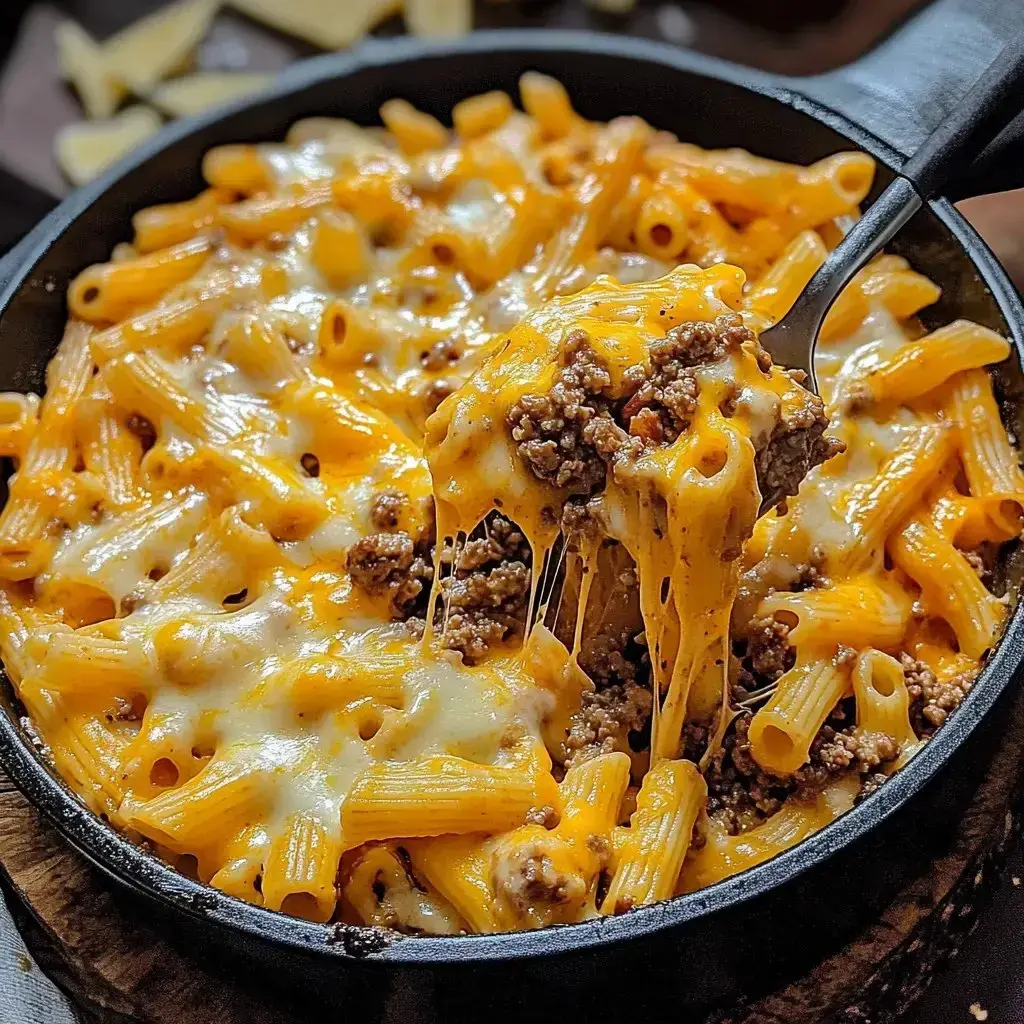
[0,0,927,220]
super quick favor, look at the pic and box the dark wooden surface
[2,2,1024,1021]
[0,0,925,202]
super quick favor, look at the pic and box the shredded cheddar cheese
[0,77,1019,934]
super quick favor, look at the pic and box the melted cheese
[425,265,818,761]
[2,89,1016,936]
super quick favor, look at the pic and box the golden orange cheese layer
[0,74,1019,932]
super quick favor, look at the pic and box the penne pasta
[748,659,852,775]
[820,255,941,342]
[268,653,406,716]
[452,91,513,139]
[133,189,233,253]
[559,750,631,835]
[634,191,689,261]
[262,812,341,922]
[332,168,418,235]
[126,755,268,852]
[681,777,859,892]
[655,174,750,270]
[39,491,208,619]
[744,229,828,328]
[380,98,449,155]
[0,322,94,581]
[202,143,272,195]
[31,631,153,700]
[758,574,912,653]
[21,682,129,817]
[90,267,248,363]
[3,76,1018,937]
[0,587,66,684]
[531,116,649,298]
[405,834,503,932]
[210,824,270,906]
[889,514,1006,660]
[946,368,1024,537]
[852,649,919,755]
[343,844,463,933]
[310,208,372,287]
[0,392,40,460]
[519,72,577,140]
[850,320,1010,405]
[602,759,706,912]
[342,756,555,847]
[218,185,333,243]
[832,424,957,577]
[216,314,297,390]
[75,388,142,509]
[68,238,214,324]
[146,506,279,602]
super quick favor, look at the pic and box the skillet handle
[797,0,1024,198]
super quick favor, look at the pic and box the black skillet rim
[0,28,1022,965]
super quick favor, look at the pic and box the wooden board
[1,683,1023,1024]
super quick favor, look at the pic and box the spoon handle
[760,31,1024,389]
[759,178,920,385]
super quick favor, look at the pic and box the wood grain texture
[0,773,301,1024]
[1,680,1023,1024]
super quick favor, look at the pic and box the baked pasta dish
[0,76,1020,933]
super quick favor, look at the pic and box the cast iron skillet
[1,0,1024,1017]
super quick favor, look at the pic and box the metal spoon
[760,32,1024,390]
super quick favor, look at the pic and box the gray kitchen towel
[0,885,76,1023]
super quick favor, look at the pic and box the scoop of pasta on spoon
[425,265,843,765]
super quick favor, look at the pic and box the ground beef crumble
[348,511,537,662]
[703,710,900,834]
[447,515,531,572]
[702,644,982,833]
[756,398,845,511]
[438,514,533,663]
[746,615,795,681]
[424,378,456,415]
[960,542,1000,583]
[617,322,723,442]
[346,532,433,618]
[493,841,589,913]
[507,316,842,509]
[559,498,601,545]
[798,724,898,784]
[442,562,532,662]
[506,329,629,496]
[563,622,652,769]
[420,338,460,372]
[962,549,986,578]
[856,772,889,804]
[125,413,157,451]
[370,491,406,531]
[901,652,976,734]
[525,804,560,829]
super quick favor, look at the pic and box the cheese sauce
[1,82,1017,935]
